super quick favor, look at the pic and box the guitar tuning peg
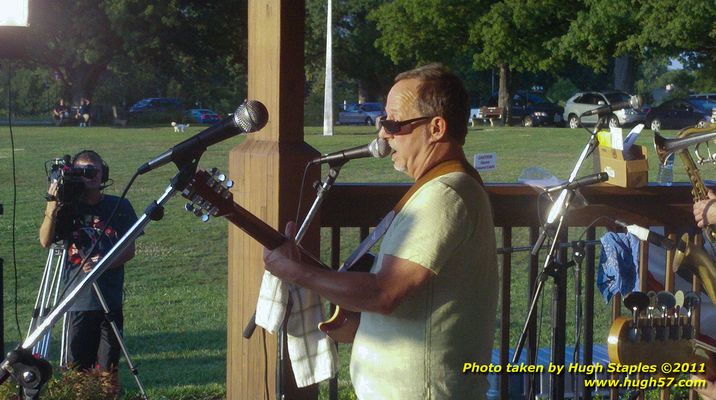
[224,179,234,189]
[209,167,219,175]
[216,173,226,182]
[200,214,210,222]
[185,203,196,213]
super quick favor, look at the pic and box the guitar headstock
[182,168,234,222]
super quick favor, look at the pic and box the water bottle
[657,153,674,186]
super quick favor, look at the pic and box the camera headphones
[71,149,109,184]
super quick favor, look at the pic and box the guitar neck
[219,200,286,250]
[185,169,330,270]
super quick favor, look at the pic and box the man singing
[264,63,498,399]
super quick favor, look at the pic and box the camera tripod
[27,241,148,399]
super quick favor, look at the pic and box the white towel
[255,271,338,387]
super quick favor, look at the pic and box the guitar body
[318,253,375,338]
[184,169,382,341]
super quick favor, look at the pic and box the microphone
[581,95,643,117]
[545,172,609,193]
[614,219,681,251]
[138,100,268,174]
[310,138,390,165]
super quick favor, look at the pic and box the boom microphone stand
[512,114,607,400]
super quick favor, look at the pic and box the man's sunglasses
[377,116,433,135]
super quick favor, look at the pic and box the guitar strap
[338,158,483,272]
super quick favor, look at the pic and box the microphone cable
[294,161,315,225]
[5,61,23,340]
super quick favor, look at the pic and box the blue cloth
[597,232,641,303]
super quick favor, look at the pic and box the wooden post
[228,1,319,399]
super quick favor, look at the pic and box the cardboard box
[593,145,648,188]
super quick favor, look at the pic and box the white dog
[171,122,190,133]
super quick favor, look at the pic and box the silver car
[563,91,645,129]
[338,102,385,126]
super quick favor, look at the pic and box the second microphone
[310,138,391,165]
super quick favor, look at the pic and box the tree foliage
[305,0,402,105]
[370,0,481,68]
[552,0,640,72]
[630,0,716,69]
[0,0,247,113]
[470,0,576,73]
[2,0,716,121]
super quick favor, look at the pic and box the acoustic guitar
[182,168,376,338]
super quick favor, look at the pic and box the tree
[629,0,716,72]
[0,0,247,111]
[468,0,577,120]
[371,0,577,123]
[305,0,403,108]
[368,0,496,108]
[552,0,644,92]
[1,1,123,102]
[106,0,248,109]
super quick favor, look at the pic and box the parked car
[338,102,385,126]
[645,98,716,131]
[563,91,645,129]
[128,97,185,123]
[186,108,222,124]
[129,97,183,113]
[483,92,563,127]
[690,93,716,102]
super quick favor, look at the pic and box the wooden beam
[228,1,319,399]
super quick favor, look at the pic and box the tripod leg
[91,282,148,400]
[30,243,67,358]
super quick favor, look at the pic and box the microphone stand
[279,160,345,400]
[512,113,606,400]
[0,157,201,398]
[239,159,346,399]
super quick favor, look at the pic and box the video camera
[44,155,96,204]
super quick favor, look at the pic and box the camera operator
[39,150,138,380]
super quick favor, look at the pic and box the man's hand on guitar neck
[263,221,304,283]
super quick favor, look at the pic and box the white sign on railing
[473,153,496,171]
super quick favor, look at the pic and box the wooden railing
[319,182,696,399]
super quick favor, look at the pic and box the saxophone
[653,124,716,300]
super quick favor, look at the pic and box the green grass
[0,123,688,398]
